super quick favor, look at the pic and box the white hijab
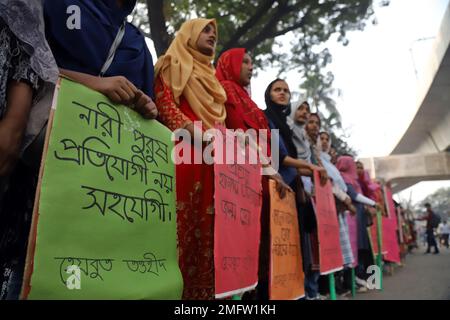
[318,132,348,192]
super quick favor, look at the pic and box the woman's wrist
[60,68,99,92]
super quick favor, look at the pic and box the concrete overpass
[361,3,450,193]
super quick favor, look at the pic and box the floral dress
[154,74,215,300]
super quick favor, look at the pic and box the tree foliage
[413,187,450,220]
[298,70,356,155]
[136,0,389,62]
[131,0,390,155]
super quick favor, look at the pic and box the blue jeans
[305,270,320,298]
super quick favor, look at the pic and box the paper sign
[269,180,304,300]
[313,171,343,275]
[24,78,182,299]
[213,125,262,298]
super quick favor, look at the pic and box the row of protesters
[288,103,353,298]
[301,112,369,298]
[155,30,326,299]
[153,19,291,299]
[0,0,409,301]
[215,48,292,299]
[301,112,330,299]
[318,131,356,297]
[153,20,295,300]
[0,4,307,300]
[295,109,403,297]
[263,80,328,300]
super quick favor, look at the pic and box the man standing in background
[417,203,440,254]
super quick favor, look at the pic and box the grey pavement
[353,245,450,300]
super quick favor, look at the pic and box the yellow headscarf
[154,18,227,129]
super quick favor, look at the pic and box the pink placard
[382,186,400,263]
[213,125,262,298]
[382,217,401,263]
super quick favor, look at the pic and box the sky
[253,0,450,205]
[144,0,450,204]
[251,0,449,156]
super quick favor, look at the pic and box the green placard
[28,78,182,299]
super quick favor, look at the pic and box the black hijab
[264,79,298,158]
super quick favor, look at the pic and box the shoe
[306,294,327,300]
[357,285,368,293]
[355,277,367,287]
[433,251,440,254]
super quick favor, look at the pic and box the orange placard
[269,180,305,300]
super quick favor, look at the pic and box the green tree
[298,71,356,155]
[131,0,389,155]
[413,187,450,220]
[136,0,389,62]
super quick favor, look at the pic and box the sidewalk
[353,246,450,300]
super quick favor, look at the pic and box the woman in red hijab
[216,48,290,299]
[215,49,268,133]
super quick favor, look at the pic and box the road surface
[353,245,450,300]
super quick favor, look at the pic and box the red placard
[213,125,262,298]
[313,171,343,274]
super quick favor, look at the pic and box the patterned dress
[0,1,58,300]
[154,74,215,300]
[0,19,41,300]
[0,19,40,118]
